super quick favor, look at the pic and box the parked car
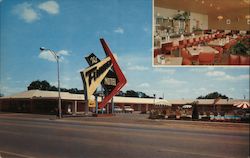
[124,106,134,113]
[114,106,123,113]
[97,108,106,113]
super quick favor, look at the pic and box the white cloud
[175,88,190,93]
[0,85,25,96]
[154,68,176,74]
[189,67,214,73]
[38,1,59,15]
[127,65,149,71]
[39,49,70,62]
[114,27,124,34]
[0,0,3,3]
[228,88,235,92]
[206,71,225,76]
[58,50,70,56]
[143,27,149,32]
[192,87,208,94]
[160,78,186,85]
[39,50,56,62]
[6,77,12,80]
[138,83,150,88]
[216,74,249,81]
[13,2,39,23]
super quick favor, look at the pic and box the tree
[116,91,125,97]
[125,90,138,97]
[197,92,228,99]
[28,80,51,90]
[27,80,84,94]
[40,80,51,90]
[28,80,42,90]
[0,93,4,97]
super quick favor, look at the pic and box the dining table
[207,38,230,47]
[186,46,219,56]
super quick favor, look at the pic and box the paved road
[0,116,249,158]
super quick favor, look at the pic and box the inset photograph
[153,0,250,66]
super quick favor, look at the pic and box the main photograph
[0,0,249,158]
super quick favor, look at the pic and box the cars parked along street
[124,106,134,113]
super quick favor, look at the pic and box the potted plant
[173,11,190,21]
[230,39,250,56]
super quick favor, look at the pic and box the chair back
[213,46,223,63]
[198,52,215,65]
[181,49,191,60]
[213,46,223,54]
[228,54,240,65]
[188,38,193,43]
[154,49,160,58]
[162,42,173,48]
[179,39,187,46]
[239,56,250,65]
[182,58,192,65]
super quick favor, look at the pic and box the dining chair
[161,42,178,55]
[228,54,240,65]
[223,43,231,54]
[181,48,192,60]
[199,36,204,44]
[215,33,223,39]
[154,48,160,58]
[193,38,200,46]
[187,38,194,47]
[212,34,216,39]
[239,56,250,65]
[182,58,192,65]
[212,46,223,63]
[198,52,215,65]
[179,39,187,49]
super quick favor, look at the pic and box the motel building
[0,90,249,119]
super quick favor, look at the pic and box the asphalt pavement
[0,113,249,158]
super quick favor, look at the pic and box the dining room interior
[153,0,250,66]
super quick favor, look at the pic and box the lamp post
[40,47,62,119]
[153,94,156,105]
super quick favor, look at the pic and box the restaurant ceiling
[155,0,250,18]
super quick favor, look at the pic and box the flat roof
[0,90,249,106]
[0,90,171,106]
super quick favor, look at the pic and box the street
[0,114,249,158]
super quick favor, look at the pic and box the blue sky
[0,0,249,99]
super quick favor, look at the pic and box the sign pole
[111,97,114,114]
[95,94,98,114]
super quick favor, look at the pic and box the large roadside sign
[80,38,127,110]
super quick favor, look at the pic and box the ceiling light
[243,0,250,4]
[245,15,250,19]
[210,3,213,7]
[201,0,205,4]
[217,16,223,20]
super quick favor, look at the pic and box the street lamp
[153,94,156,105]
[40,47,62,119]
